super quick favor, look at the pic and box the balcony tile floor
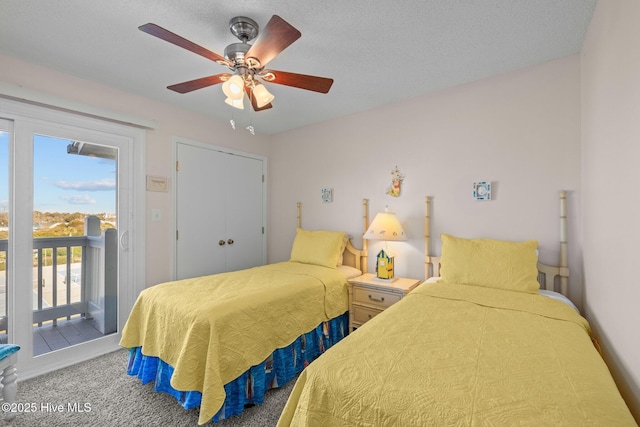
[33,317,105,356]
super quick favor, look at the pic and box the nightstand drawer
[348,274,421,331]
[352,286,401,309]
[353,305,382,324]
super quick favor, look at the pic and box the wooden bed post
[425,196,431,280]
[559,190,569,296]
[361,199,369,258]
[424,196,440,279]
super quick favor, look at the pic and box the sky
[0,131,116,214]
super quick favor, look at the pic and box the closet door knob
[227,239,234,245]
[219,240,226,246]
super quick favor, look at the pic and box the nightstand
[348,273,421,330]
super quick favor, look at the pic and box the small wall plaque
[146,175,169,192]
[473,181,491,200]
[321,188,333,203]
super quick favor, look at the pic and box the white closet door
[224,153,264,272]
[175,142,265,280]
[176,143,226,279]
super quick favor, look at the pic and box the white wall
[581,0,640,420]
[0,55,271,286]
[269,55,583,305]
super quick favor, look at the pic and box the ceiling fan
[139,15,334,111]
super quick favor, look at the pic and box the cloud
[54,179,115,192]
[60,194,96,205]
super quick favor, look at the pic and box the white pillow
[538,289,579,313]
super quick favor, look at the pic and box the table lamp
[363,207,407,281]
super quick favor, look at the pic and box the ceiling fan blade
[244,86,273,111]
[167,74,231,94]
[245,15,301,67]
[139,23,230,66]
[260,70,333,93]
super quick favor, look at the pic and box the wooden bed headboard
[424,190,570,296]
[296,199,369,273]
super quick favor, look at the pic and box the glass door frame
[1,97,145,379]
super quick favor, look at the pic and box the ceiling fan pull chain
[246,87,256,135]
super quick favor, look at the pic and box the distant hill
[0,211,115,239]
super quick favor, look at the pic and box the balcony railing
[0,216,117,335]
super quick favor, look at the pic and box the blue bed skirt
[126,312,348,423]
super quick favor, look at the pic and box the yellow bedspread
[278,281,637,426]
[120,261,348,425]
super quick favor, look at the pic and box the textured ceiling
[0,0,597,135]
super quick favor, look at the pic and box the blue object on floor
[0,344,20,421]
[0,344,20,360]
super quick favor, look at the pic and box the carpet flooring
[6,349,296,426]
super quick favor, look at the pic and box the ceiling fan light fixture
[225,96,244,109]
[140,16,332,113]
[222,74,245,100]
[253,83,275,108]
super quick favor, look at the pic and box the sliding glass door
[0,97,144,378]
[0,119,10,345]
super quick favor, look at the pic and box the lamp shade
[363,210,407,241]
[225,96,244,109]
[222,75,245,100]
[252,83,275,108]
